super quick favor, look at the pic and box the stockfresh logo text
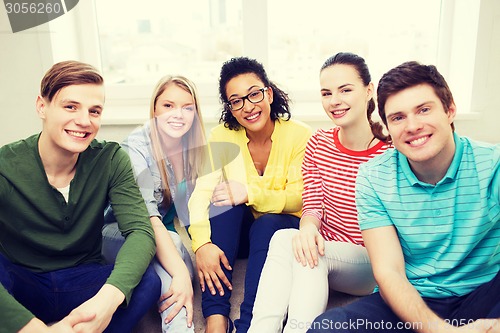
[4,0,79,33]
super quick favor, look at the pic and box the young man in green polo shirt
[0,61,160,332]
[308,62,499,332]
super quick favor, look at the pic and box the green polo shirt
[0,134,156,332]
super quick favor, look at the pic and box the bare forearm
[18,318,49,333]
[363,227,459,333]
[150,217,190,278]
[378,273,457,333]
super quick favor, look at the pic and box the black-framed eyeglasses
[227,87,268,111]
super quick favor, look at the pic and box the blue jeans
[102,222,195,333]
[0,253,160,333]
[204,204,300,333]
[307,270,500,332]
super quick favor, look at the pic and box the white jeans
[248,229,375,333]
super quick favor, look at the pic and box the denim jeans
[0,253,160,332]
[307,270,500,333]
[203,204,300,333]
[102,222,194,333]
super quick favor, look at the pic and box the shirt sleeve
[105,147,156,304]
[490,144,500,204]
[187,167,223,252]
[187,131,247,252]
[355,163,394,231]
[301,133,324,221]
[0,285,34,332]
[0,176,34,332]
[122,130,162,218]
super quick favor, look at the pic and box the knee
[143,264,161,294]
[250,214,282,238]
[101,223,126,263]
[268,229,297,253]
[209,203,245,221]
[249,214,298,246]
[168,231,184,252]
[102,222,124,241]
[0,257,12,292]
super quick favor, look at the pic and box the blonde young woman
[248,52,391,333]
[103,75,207,332]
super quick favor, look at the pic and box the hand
[19,313,96,333]
[292,221,325,268]
[195,243,232,296]
[211,180,248,207]
[158,271,194,328]
[71,284,125,333]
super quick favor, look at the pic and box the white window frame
[46,0,481,126]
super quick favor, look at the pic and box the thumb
[316,234,325,256]
[219,252,232,271]
[66,310,96,326]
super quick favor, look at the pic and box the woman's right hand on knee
[293,221,325,268]
[195,243,232,296]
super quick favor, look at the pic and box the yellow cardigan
[188,119,312,252]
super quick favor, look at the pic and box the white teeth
[246,113,259,120]
[67,130,86,138]
[332,109,347,115]
[410,137,427,145]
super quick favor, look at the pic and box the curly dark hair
[218,57,291,131]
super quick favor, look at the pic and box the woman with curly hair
[188,57,312,333]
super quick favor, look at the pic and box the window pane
[95,0,243,85]
[267,0,442,94]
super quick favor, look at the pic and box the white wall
[0,10,49,145]
[1,0,499,146]
[458,0,500,143]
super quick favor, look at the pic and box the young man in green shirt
[0,60,160,332]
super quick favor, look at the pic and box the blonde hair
[149,75,207,208]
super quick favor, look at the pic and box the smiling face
[225,73,274,133]
[154,83,196,142]
[385,83,456,171]
[320,64,373,129]
[37,83,104,156]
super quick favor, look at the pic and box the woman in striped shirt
[248,52,391,333]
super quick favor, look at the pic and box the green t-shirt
[0,134,156,332]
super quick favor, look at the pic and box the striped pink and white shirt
[301,127,390,246]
